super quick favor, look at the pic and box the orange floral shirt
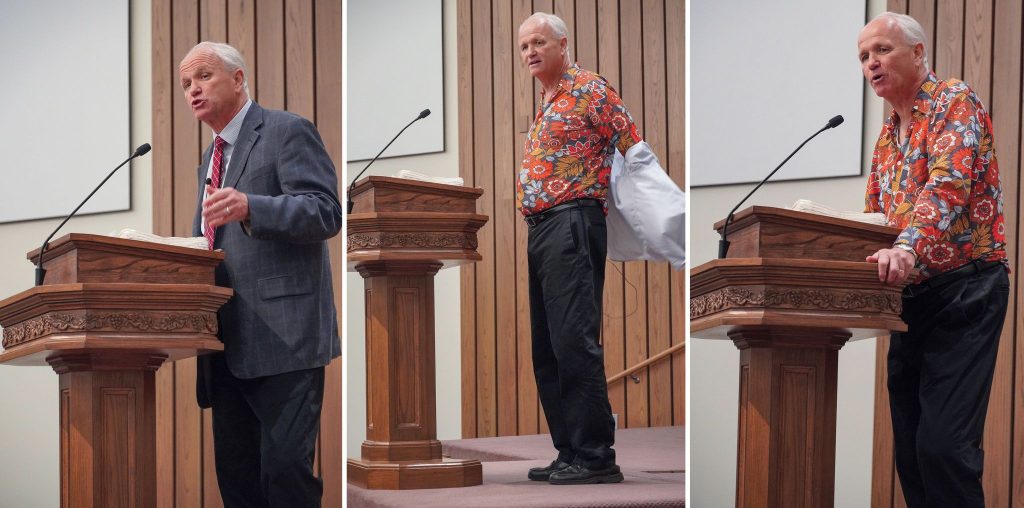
[865,73,1006,280]
[518,64,641,216]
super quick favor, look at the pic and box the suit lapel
[225,102,263,190]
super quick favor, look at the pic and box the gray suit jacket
[192,102,342,396]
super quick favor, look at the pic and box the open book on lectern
[789,199,888,226]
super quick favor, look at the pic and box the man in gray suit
[179,41,342,507]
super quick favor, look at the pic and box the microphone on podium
[347,109,432,214]
[718,115,844,258]
[34,143,152,286]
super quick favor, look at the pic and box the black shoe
[527,459,572,481]
[549,463,624,485]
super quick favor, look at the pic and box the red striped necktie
[205,136,226,250]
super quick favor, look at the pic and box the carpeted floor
[348,426,685,508]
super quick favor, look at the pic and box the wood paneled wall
[456,0,685,439]
[151,1,343,506]
[871,1,1020,506]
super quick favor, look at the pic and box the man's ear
[234,68,245,91]
[913,43,925,65]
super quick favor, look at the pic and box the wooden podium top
[715,206,900,262]
[28,232,224,261]
[713,205,896,234]
[29,233,224,285]
[1,234,229,368]
[693,206,910,342]
[347,177,488,271]
[348,176,483,214]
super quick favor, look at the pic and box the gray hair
[183,41,250,95]
[523,12,573,65]
[872,12,930,70]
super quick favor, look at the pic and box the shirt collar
[213,98,253,145]
[557,63,580,93]
[911,72,938,117]
[541,63,580,105]
[885,72,938,132]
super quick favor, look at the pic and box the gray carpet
[348,426,685,508]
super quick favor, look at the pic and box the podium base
[347,457,482,490]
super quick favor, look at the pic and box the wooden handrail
[607,341,685,385]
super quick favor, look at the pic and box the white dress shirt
[607,141,686,270]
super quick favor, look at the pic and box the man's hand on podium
[867,247,916,286]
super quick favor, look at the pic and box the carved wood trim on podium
[0,234,231,508]
[691,207,911,508]
[348,177,487,489]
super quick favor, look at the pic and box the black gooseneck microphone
[34,143,152,286]
[347,109,431,214]
[718,115,844,258]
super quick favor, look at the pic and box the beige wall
[0,1,152,505]
[346,0,461,458]
[689,1,886,506]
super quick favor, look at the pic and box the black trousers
[527,204,616,470]
[888,262,1009,507]
[209,354,325,508]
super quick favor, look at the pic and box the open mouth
[191,98,205,109]
[871,74,885,85]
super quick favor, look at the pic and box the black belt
[905,258,1003,297]
[524,199,602,227]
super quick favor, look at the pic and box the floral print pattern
[865,73,1006,280]
[518,64,641,216]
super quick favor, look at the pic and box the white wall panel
[691,0,865,187]
[0,0,130,223]
[347,0,444,162]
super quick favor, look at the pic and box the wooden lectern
[0,234,231,508]
[691,207,911,508]
[347,176,488,489]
